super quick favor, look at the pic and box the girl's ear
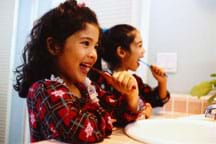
[116,46,126,58]
[46,37,61,55]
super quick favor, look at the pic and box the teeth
[81,63,88,68]
[80,63,92,71]
[80,63,90,73]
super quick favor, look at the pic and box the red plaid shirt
[27,76,139,143]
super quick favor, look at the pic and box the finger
[117,72,128,87]
[137,114,146,120]
[113,71,130,88]
[112,71,120,79]
[122,74,132,89]
[127,77,137,90]
[151,65,166,77]
[151,66,161,74]
[112,72,122,87]
[112,71,130,91]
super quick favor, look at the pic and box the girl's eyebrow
[80,36,98,42]
[80,36,93,40]
[135,40,142,45]
[80,36,99,44]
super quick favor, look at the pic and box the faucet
[204,103,216,120]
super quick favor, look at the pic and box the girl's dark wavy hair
[14,0,100,98]
[101,24,136,70]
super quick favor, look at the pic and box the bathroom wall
[162,93,209,115]
[0,0,17,143]
[8,1,53,143]
[147,0,216,93]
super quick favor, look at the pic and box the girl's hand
[150,65,168,100]
[150,65,167,84]
[137,103,152,120]
[111,71,139,113]
[112,71,138,97]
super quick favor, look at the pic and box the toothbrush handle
[102,72,136,90]
[149,65,168,77]
[91,67,136,89]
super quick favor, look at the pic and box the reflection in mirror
[2,0,216,144]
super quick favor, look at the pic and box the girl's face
[120,30,145,71]
[56,23,99,84]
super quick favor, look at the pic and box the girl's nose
[141,47,145,57]
[88,48,97,60]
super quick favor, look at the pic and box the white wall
[0,0,17,143]
[147,0,216,93]
[8,1,53,143]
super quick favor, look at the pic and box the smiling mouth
[80,63,90,68]
[80,63,91,73]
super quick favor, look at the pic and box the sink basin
[125,116,216,144]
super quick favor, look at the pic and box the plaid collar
[47,74,99,103]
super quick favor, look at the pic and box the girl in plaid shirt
[89,24,170,122]
[14,1,141,143]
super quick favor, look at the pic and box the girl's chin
[78,74,88,83]
[132,68,138,71]
[130,63,139,71]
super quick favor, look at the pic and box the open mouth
[80,63,91,74]
[138,59,142,65]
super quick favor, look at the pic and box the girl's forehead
[74,23,99,39]
[132,31,142,43]
[78,23,99,33]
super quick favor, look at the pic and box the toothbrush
[139,60,151,68]
[82,64,136,89]
[139,60,167,77]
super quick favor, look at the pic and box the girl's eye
[94,43,99,49]
[81,41,90,46]
[138,44,142,48]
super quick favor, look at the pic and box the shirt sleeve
[27,80,113,143]
[133,74,170,107]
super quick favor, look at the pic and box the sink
[125,115,216,144]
